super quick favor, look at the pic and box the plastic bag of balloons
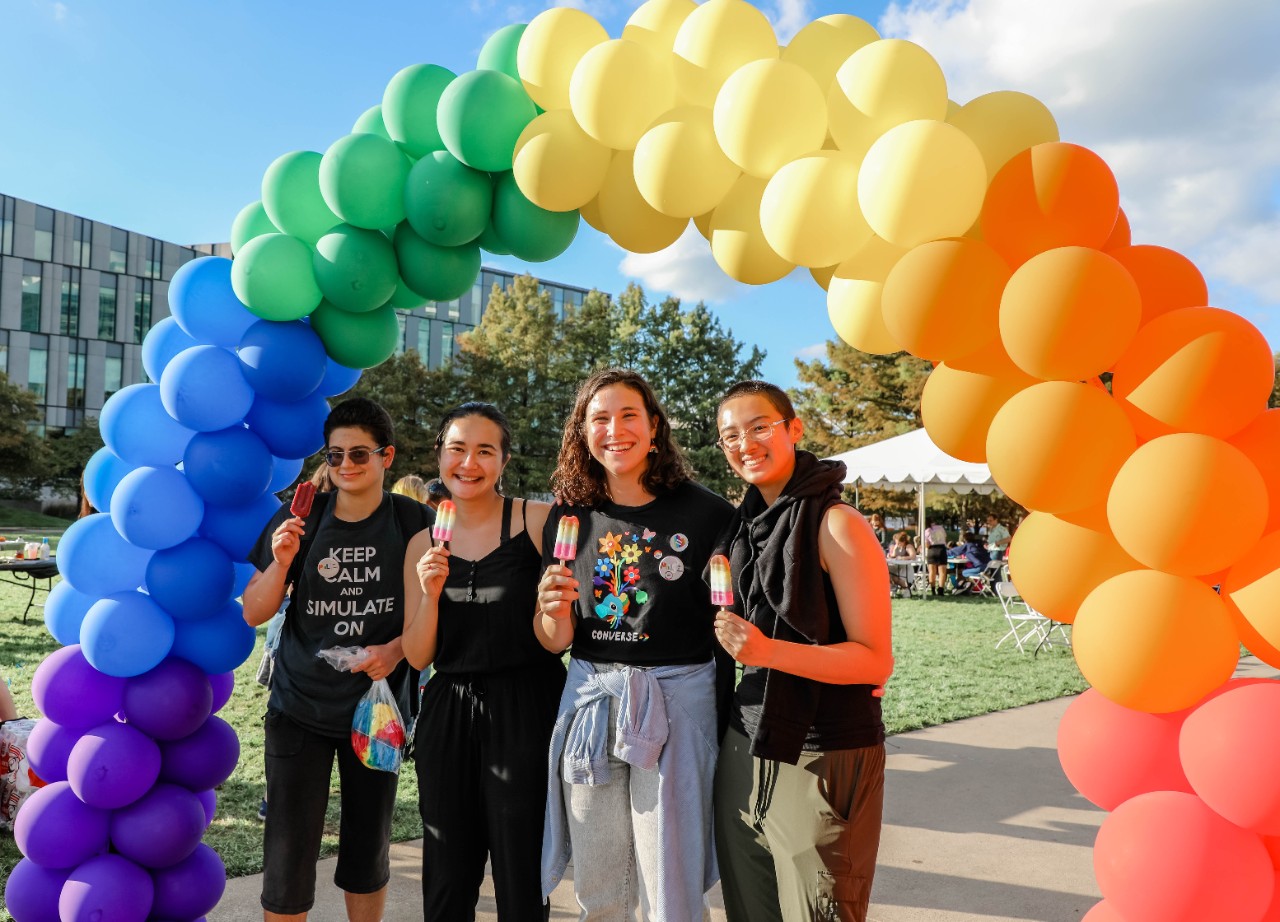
[316,646,406,774]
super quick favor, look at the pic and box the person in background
[948,532,991,594]
[392,474,431,504]
[425,478,451,512]
[868,513,888,551]
[923,519,949,597]
[985,514,1012,562]
[711,380,893,922]
[886,530,916,594]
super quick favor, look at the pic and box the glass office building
[0,193,592,434]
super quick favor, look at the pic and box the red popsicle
[291,481,317,518]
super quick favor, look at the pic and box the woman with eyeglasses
[401,402,566,921]
[535,368,734,920]
[243,397,433,922]
[710,381,894,922]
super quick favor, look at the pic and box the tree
[0,372,47,498]
[44,416,104,497]
[349,352,462,485]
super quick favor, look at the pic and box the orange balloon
[1103,207,1131,251]
[1000,246,1142,382]
[1074,570,1239,713]
[1108,245,1208,324]
[1008,512,1141,624]
[980,142,1120,267]
[987,381,1137,514]
[1222,531,1280,669]
[1231,410,1280,535]
[920,361,1035,462]
[880,237,1010,363]
[1112,306,1274,442]
[1107,433,1268,577]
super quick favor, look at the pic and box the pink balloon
[1181,682,1280,834]
[1095,791,1273,922]
[1082,900,1128,921]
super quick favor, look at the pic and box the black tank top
[433,497,563,676]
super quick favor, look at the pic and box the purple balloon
[4,857,72,922]
[158,715,239,791]
[195,787,217,827]
[170,600,256,676]
[150,844,226,920]
[31,646,126,730]
[67,721,162,809]
[26,717,78,784]
[14,781,110,869]
[44,580,97,647]
[59,853,153,922]
[109,782,206,869]
[209,671,234,713]
[122,658,213,741]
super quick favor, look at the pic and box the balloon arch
[9,1,1280,919]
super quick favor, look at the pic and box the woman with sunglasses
[243,397,433,922]
[710,381,894,922]
[401,402,566,920]
[535,368,735,920]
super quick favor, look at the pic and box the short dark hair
[718,380,796,420]
[434,401,512,461]
[324,397,394,448]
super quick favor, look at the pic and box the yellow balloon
[824,235,909,354]
[580,195,606,233]
[760,151,872,267]
[570,39,676,151]
[518,8,609,111]
[623,0,697,56]
[858,119,987,248]
[598,150,688,253]
[828,39,948,156]
[633,106,740,218]
[673,0,778,108]
[709,174,794,284]
[840,233,908,281]
[693,208,714,240]
[512,110,612,212]
[713,59,827,179]
[781,14,880,93]
[811,263,837,290]
[948,91,1060,179]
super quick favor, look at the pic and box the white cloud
[794,341,828,361]
[767,0,812,44]
[879,0,1280,337]
[617,224,746,304]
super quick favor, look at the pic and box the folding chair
[995,581,1052,653]
[975,559,1006,598]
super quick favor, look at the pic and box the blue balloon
[81,592,176,678]
[83,447,134,514]
[267,455,305,494]
[160,345,255,432]
[100,384,195,467]
[238,319,328,401]
[170,600,256,675]
[232,560,257,597]
[45,580,97,645]
[182,426,273,505]
[245,390,330,459]
[110,466,205,551]
[146,538,235,621]
[58,514,153,597]
[200,492,282,561]
[317,356,362,396]
[168,256,258,347]
[141,316,199,383]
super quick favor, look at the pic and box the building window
[416,319,430,366]
[21,261,42,333]
[396,311,407,354]
[60,268,80,337]
[134,278,153,343]
[72,217,92,267]
[109,227,127,273]
[145,237,162,279]
[441,322,454,359]
[67,339,88,411]
[34,206,54,261]
[0,330,9,376]
[0,196,13,255]
[98,275,118,340]
[447,298,460,321]
[104,343,123,400]
[28,335,48,401]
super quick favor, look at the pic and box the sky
[2,0,1278,390]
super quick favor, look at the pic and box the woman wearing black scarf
[710,380,894,922]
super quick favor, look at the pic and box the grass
[0,504,73,530]
[0,584,1086,919]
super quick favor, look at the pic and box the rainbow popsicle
[432,500,457,546]
[290,481,316,518]
[553,515,579,563]
[709,554,733,608]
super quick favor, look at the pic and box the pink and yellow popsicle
[710,554,733,608]
[432,500,457,546]
[554,515,579,564]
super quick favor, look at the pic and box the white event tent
[824,428,997,532]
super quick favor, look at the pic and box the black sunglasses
[325,446,388,466]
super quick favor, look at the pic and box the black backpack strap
[388,492,435,543]
[285,489,333,594]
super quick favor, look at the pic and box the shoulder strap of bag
[285,489,333,594]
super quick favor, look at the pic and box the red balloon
[1082,900,1128,922]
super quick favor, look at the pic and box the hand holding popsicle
[432,500,457,548]
[553,515,579,565]
[709,554,733,609]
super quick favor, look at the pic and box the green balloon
[319,133,410,231]
[491,172,579,263]
[310,301,401,369]
[230,200,279,255]
[394,223,481,302]
[312,224,399,314]
[388,277,427,310]
[382,63,456,158]
[352,105,392,141]
[477,24,526,81]
[261,151,340,245]
[404,151,493,247]
[474,221,511,256]
[437,70,537,173]
[231,233,323,321]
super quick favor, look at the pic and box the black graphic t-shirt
[251,495,414,737]
[544,481,734,666]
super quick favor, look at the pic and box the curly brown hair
[550,368,694,507]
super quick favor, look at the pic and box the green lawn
[0,584,1085,917]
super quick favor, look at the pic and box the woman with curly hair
[534,368,734,921]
